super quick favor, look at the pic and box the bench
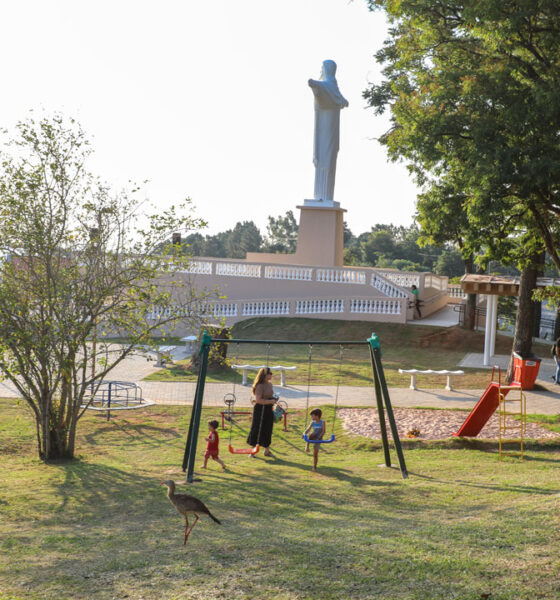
[232,364,297,387]
[398,369,464,391]
[155,345,177,367]
[180,335,198,354]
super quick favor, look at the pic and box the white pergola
[460,274,560,366]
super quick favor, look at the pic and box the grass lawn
[1,398,559,600]
[144,317,550,389]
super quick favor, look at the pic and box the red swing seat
[228,444,260,455]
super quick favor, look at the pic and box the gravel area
[338,408,560,441]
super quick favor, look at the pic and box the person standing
[246,367,277,457]
[411,284,421,319]
[552,338,560,384]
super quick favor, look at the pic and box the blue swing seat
[303,433,335,444]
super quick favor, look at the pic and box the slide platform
[453,382,510,437]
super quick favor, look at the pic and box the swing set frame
[181,333,408,482]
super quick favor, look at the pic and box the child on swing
[202,420,226,471]
[303,408,326,472]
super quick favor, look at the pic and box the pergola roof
[461,274,560,297]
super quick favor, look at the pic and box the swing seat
[303,434,335,444]
[228,444,260,455]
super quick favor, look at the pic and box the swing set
[181,333,408,482]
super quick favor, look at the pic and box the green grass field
[1,398,559,600]
[144,317,550,389]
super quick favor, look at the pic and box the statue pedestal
[295,203,346,267]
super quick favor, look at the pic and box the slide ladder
[453,367,521,437]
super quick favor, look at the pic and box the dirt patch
[338,408,560,441]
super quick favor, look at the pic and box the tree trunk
[463,254,476,330]
[532,252,546,338]
[506,263,538,383]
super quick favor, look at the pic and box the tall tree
[365,0,560,269]
[0,116,208,461]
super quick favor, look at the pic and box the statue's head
[321,60,337,80]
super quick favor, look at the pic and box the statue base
[295,203,346,267]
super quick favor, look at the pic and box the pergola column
[483,294,498,366]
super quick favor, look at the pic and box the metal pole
[185,331,211,483]
[369,342,391,467]
[107,381,111,422]
[367,334,408,479]
[483,295,492,366]
[181,375,201,472]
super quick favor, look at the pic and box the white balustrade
[210,303,239,317]
[350,298,402,315]
[425,273,448,291]
[216,262,261,278]
[264,265,313,281]
[316,268,365,284]
[181,260,213,275]
[370,273,409,298]
[376,270,420,289]
[295,299,345,314]
[242,301,290,316]
[448,285,467,299]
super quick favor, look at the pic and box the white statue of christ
[308,60,348,205]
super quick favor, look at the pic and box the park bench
[232,364,297,387]
[398,368,464,392]
[155,345,177,367]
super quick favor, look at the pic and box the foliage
[0,115,208,460]
[365,0,560,271]
[264,209,298,253]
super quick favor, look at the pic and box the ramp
[453,382,510,437]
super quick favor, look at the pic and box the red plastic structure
[453,366,520,438]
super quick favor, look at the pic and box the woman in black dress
[247,367,277,457]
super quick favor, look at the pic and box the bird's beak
[160,481,166,485]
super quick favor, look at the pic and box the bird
[160,480,221,545]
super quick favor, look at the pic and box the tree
[264,210,298,253]
[225,221,263,258]
[434,249,464,278]
[365,0,560,268]
[0,116,209,461]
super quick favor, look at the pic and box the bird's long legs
[183,516,189,545]
[186,514,199,540]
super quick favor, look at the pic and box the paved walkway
[2,346,558,415]
[409,305,460,328]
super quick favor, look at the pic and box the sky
[0,0,420,237]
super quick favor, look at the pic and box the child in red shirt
[202,420,226,471]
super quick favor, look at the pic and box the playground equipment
[301,344,343,445]
[181,332,408,482]
[82,380,154,421]
[453,366,526,459]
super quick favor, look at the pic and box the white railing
[216,262,261,278]
[242,301,290,316]
[295,299,345,314]
[264,265,313,281]
[370,273,409,298]
[424,273,448,291]
[316,268,366,284]
[448,284,467,299]
[211,303,238,317]
[350,298,402,315]
[376,270,420,288]
[182,260,213,274]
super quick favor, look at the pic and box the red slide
[452,382,510,437]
